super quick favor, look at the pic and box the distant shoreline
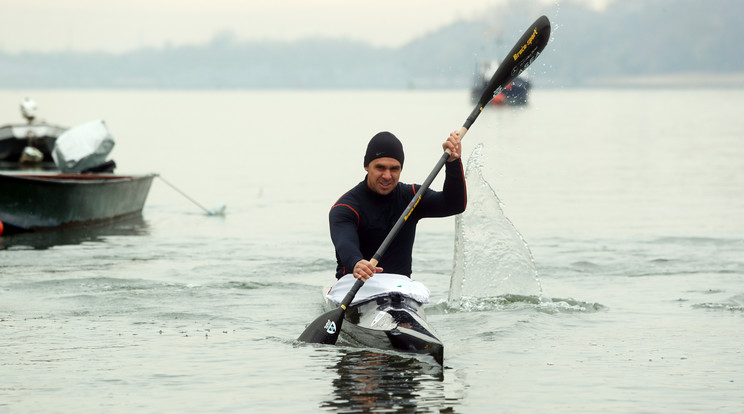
[586,72,744,88]
[2,71,744,91]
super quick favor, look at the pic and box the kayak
[323,274,444,365]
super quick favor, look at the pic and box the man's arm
[329,204,364,276]
[417,158,467,217]
[329,202,385,280]
[410,131,467,217]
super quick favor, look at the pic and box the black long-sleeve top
[329,159,467,279]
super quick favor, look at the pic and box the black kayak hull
[324,292,444,365]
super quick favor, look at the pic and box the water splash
[449,144,543,307]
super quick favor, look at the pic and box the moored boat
[323,274,444,365]
[0,172,155,234]
[0,118,155,235]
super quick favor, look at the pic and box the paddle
[298,15,551,345]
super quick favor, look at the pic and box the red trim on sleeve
[331,203,360,228]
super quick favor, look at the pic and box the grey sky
[1,0,612,53]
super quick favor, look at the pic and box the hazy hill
[1,0,742,89]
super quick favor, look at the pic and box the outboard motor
[52,119,115,173]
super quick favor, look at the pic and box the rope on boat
[157,175,226,216]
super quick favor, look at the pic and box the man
[329,130,467,281]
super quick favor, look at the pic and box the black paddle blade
[297,306,345,344]
[488,15,550,104]
[467,15,551,129]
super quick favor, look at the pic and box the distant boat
[0,98,67,164]
[471,60,531,106]
[0,172,155,234]
[0,118,154,235]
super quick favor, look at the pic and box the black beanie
[363,131,404,168]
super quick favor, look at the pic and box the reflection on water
[321,349,454,413]
[0,214,149,250]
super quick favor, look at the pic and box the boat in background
[0,118,155,235]
[323,274,445,365]
[0,98,67,164]
[471,60,531,106]
[0,172,155,235]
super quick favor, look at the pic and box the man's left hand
[443,130,462,162]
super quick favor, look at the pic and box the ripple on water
[427,294,605,314]
[692,292,744,312]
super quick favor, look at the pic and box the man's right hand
[353,260,383,281]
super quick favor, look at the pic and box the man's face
[365,157,401,195]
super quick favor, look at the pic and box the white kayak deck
[325,273,430,306]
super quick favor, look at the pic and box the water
[1,89,743,413]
